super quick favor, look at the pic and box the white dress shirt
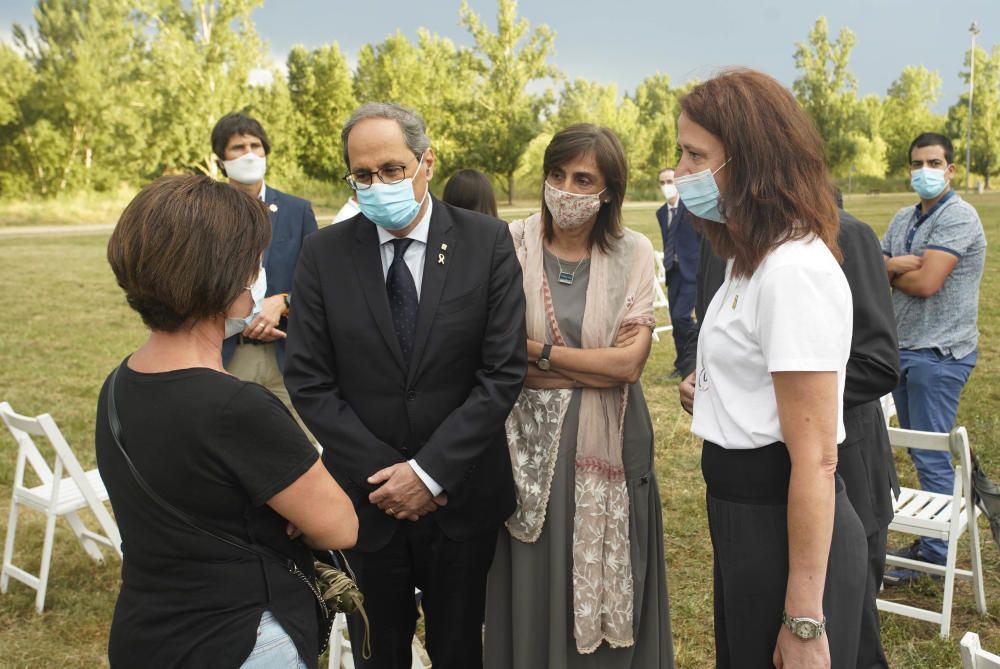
[373,197,443,496]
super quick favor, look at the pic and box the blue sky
[2,0,998,114]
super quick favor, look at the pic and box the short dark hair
[442,169,498,218]
[909,132,954,164]
[108,175,271,332]
[679,68,841,278]
[211,112,271,163]
[541,124,627,253]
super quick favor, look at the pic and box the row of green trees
[1,0,997,202]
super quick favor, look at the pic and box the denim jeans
[893,347,977,563]
[241,610,309,669]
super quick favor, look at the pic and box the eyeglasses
[343,157,420,191]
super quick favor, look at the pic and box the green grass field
[0,191,997,667]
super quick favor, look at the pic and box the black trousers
[703,441,867,669]
[857,526,889,669]
[345,516,497,669]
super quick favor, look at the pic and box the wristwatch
[782,611,826,640]
[282,293,291,317]
[536,343,553,371]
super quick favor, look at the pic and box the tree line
[1,0,997,203]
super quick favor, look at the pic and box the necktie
[386,238,418,363]
[663,207,678,272]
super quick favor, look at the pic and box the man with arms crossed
[881,133,986,584]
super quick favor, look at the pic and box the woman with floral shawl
[484,124,675,668]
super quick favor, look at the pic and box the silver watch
[782,611,826,640]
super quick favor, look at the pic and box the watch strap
[540,343,552,362]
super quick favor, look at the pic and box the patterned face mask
[543,181,607,230]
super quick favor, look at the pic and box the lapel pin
[440,243,448,251]
[268,203,278,213]
[438,253,446,265]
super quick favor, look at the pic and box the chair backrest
[888,425,976,514]
[1,401,57,492]
[961,632,1000,669]
[0,401,119,536]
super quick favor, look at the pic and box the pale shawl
[505,213,656,653]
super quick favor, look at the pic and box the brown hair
[541,124,626,253]
[107,175,271,332]
[442,168,498,217]
[679,68,840,277]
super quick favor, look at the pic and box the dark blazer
[222,185,318,370]
[656,200,701,284]
[683,210,901,534]
[283,197,526,552]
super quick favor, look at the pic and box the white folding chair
[961,632,1000,669]
[0,401,122,613]
[876,425,987,638]
[880,393,897,426]
[652,256,673,343]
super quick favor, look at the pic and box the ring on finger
[386,507,395,515]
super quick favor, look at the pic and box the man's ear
[424,148,436,182]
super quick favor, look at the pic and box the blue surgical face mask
[910,167,948,200]
[356,153,428,230]
[674,158,731,224]
[224,267,266,338]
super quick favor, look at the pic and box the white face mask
[224,267,267,338]
[661,183,678,202]
[223,153,267,185]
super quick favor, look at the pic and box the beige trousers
[226,343,318,447]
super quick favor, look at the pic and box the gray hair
[341,102,431,169]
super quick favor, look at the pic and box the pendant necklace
[556,255,587,285]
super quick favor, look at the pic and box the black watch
[536,343,553,371]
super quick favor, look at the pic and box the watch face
[537,359,551,371]
[792,620,819,639]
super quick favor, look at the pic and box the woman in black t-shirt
[97,175,358,669]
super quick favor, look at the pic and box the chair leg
[62,511,104,562]
[940,530,961,639]
[1,496,19,594]
[969,513,988,614]
[35,511,58,614]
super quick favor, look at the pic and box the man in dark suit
[284,102,526,669]
[679,203,901,668]
[656,166,702,376]
[212,113,318,421]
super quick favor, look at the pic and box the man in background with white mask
[656,166,701,378]
[211,112,318,422]
[284,102,526,669]
[881,132,986,585]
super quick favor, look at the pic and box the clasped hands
[367,463,447,522]
[242,294,287,342]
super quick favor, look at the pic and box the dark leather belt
[238,336,273,346]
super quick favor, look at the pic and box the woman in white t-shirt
[677,69,867,669]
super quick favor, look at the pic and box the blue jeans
[241,610,309,669]
[893,347,977,564]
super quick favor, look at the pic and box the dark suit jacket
[222,185,318,370]
[682,210,901,535]
[283,197,526,551]
[656,200,701,284]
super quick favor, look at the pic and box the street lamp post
[966,21,980,192]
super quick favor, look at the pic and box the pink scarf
[505,214,656,652]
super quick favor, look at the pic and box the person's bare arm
[267,460,358,550]
[890,249,958,298]
[771,370,839,669]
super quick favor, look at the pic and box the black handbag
[106,363,369,658]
